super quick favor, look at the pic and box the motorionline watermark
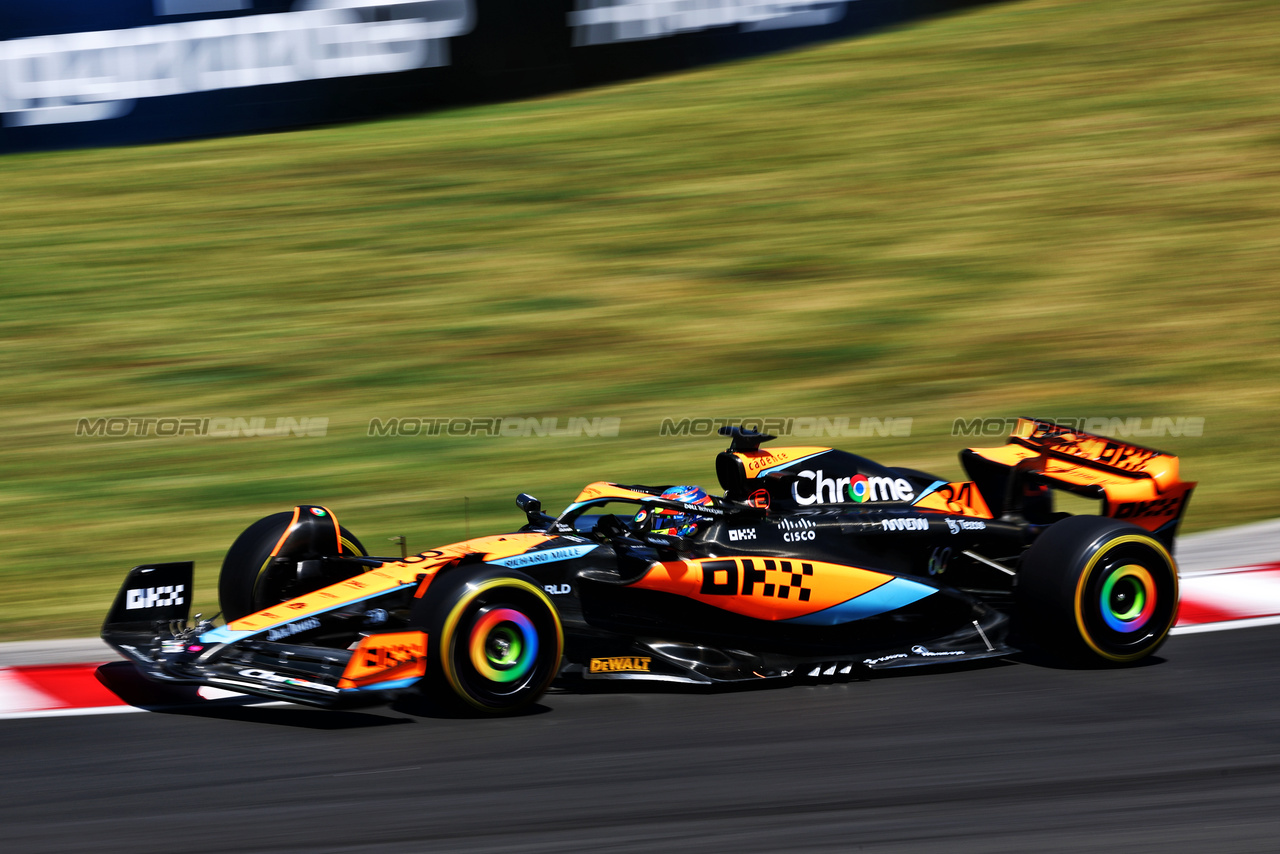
[367,417,622,438]
[76,416,329,438]
[658,417,912,439]
[951,416,1205,438]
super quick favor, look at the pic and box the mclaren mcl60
[103,419,1193,713]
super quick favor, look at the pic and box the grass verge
[2,0,1279,638]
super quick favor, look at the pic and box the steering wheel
[591,513,636,543]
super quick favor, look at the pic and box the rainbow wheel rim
[1099,564,1157,633]
[469,608,538,684]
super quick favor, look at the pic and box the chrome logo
[846,475,871,503]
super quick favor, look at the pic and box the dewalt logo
[589,657,651,673]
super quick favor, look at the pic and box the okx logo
[699,558,813,601]
[125,585,185,610]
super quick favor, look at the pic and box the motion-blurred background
[3,0,1277,639]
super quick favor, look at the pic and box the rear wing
[960,418,1195,546]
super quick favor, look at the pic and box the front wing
[102,562,428,707]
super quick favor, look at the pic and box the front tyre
[419,567,563,714]
[1018,516,1178,664]
[219,508,367,622]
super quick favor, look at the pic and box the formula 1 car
[102,418,1194,714]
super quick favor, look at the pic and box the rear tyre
[417,566,563,715]
[219,510,367,622]
[1018,516,1178,664]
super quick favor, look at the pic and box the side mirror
[516,493,552,529]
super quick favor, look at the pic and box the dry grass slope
[2,0,1278,638]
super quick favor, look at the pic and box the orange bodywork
[338,631,428,689]
[223,532,555,635]
[912,482,994,518]
[733,447,830,479]
[967,418,1196,534]
[630,556,897,621]
[572,482,664,504]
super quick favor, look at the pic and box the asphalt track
[3,625,1279,854]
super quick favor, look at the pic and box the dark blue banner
[0,1,987,153]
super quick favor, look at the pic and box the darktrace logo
[1114,497,1184,519]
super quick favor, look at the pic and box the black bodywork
[101,423,1190,707]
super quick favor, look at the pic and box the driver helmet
[642,485,714,536]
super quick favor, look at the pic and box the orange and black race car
[102,419,1194,714]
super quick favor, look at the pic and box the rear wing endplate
[961,418,1195,544]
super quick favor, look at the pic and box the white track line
[1179,571,1280,610]
[0,705,149,721]
[1171,615,1280,635]
[0,670,62,714]
[0,697,289,722]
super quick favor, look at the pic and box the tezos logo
[945,519,987,534]
[125,585,185,610]
[792,470,914,506]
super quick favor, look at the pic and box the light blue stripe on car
[199,584,418,644]
[489,544,598,569]
[201,544,597,646]
[200,625,258,644]
[345,676,423,692]
[785,577,938,626]
[911,480,949,503]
